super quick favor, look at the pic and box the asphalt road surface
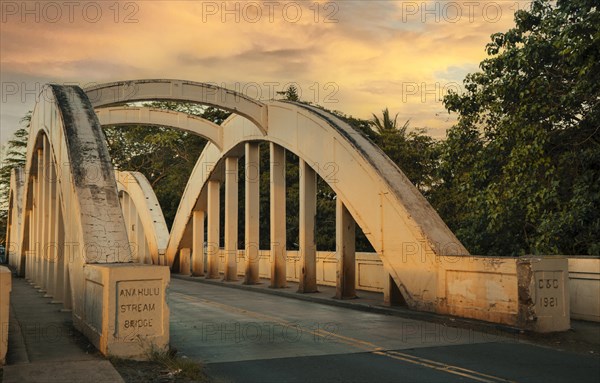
[168,278,600,383]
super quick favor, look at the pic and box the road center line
[170,290,517,383]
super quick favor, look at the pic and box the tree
[0,112,31,243]
[370,109,441,194]
[276,85,300,102]
[103,103,231,228]
[437,0,600,255]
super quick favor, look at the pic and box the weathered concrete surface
[209,250,569,331]
[0,266,11,365]
[568,256,600,322]
[6,84,171,360]
[80,264,170,359]
[4,276,124,382]
[517,256,570,332]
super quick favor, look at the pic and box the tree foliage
[435,0,600,255]
[103,103,230,228]
[0,113,31,243]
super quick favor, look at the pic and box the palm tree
[370,108,409,135]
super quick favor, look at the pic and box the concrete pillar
[270,143,286,288]
[206,180,220,279]
[192,210,205,276]
[224,157,239,281]
[244,142,260,284]
[179,248,191,276]
[35,149,43,287]
[46,151,57,297]
[26,208,33,280]
[298,159,318,293]
[41,141,50,293]
[53,196,65,304]
[335,198,356,299]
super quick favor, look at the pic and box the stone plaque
[534,270,566,317]
[116,280,163,341]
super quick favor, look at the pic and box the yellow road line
[170,291,516,383]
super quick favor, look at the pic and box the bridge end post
[517,256,570,332]
[79,264,170,359]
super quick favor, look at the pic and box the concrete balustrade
[568,256,600,322]
[211,250,571,332]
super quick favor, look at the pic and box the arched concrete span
[115,170,169,266]
[11,84,169,358]
[82,85,570,330]
[95,106,223,150]
[5,168,24,274]
[166,101,469,312]
[85,79,268,134]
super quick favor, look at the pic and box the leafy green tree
[276,85,300,102]
[0,113,31,243]
[438,0,600,255]
[370,109,441,195]
[103,104,231,228]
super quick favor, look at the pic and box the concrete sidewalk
[172,274,600,355]
[2,275,124,383]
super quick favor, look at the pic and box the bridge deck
[169,278,600,383]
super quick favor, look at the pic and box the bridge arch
[115,170,169,266]
[95,106,224,150]
[5,80,568,337]
[149,100,470,311]
[10,84,169,358]
[85,79,268,134]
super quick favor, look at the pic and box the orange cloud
[0,0,529,143]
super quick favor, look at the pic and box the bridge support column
[25,208,32,280]
[179,248,191,276]
[270,143,286,288]
[35,149,43,289]
[244,142,260,285]
[192,210,205,276]
[41,141,50,293]
[53,195,65,304]
[207,180,221,279]
[224,157,239,281]
[46,146,57,298]
[298,159,317,293]
[335,199,357,299]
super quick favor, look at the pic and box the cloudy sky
[0,0,530,146]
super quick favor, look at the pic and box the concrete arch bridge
[4,80,569,358]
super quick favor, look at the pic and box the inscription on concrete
[116,280,163,340]
[535,271,565,316]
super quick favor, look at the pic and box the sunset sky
[0,0,530,146]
